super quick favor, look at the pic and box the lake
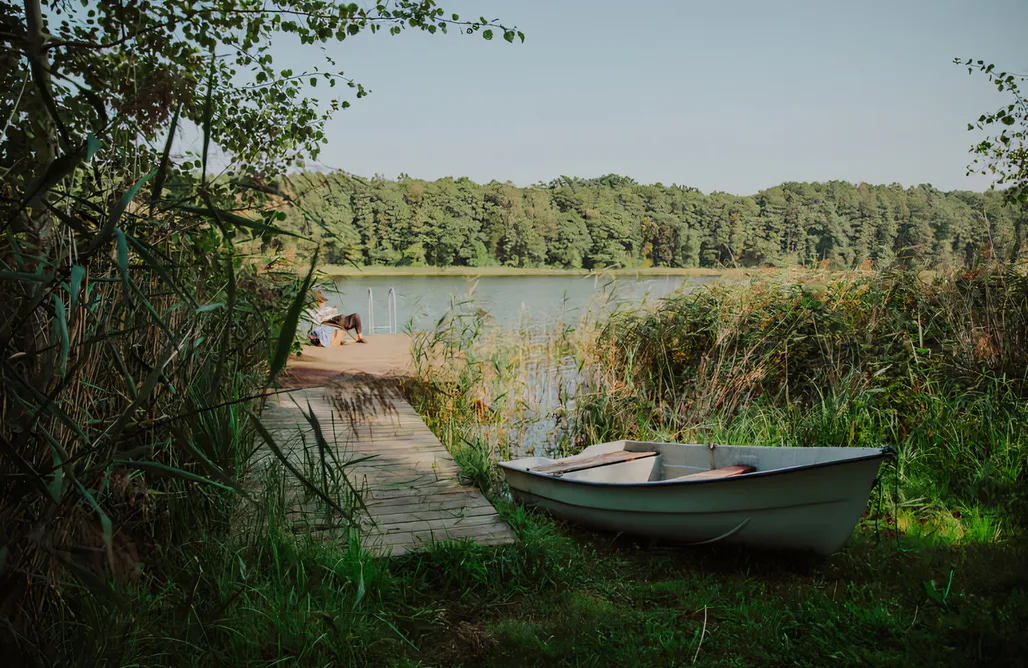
[326,273,726,333]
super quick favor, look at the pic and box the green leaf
[115,459,236,492]
[503,30,514,43]
[69,265,85,312]
[108,328,192,439]
[72,477,113,567]
[114,228,130,296]
[517,31,525,43]
[53,294,69,378]
[170,428,249,498]
[84,133,101,160]
[18,134,102,212]
[150,104,181,211]
[250,412,353,522]
[268,246,320,383]
[353,564,366,609]
[88,171,157,255]
[177,205,311,240]
[49,444,64,504]
[201,57,215,182]
[0,271,47,282]
[482,29,493,40]
[196,302,224,313]
[108,342,137,402]
[125,233,198,309]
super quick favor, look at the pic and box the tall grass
[399,263,1028,543]
[391,266,1027,667]
[0,119,365,662]
[573,263,1028,541]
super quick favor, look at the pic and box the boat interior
[503,440,884,484]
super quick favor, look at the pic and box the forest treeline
[274,171,1026,269]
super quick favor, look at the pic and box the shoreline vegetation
[393,263,1028,666]
[321,263,748,277]
[273,171,1026,273]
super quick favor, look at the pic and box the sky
[268,0,1027,194]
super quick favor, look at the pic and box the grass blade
[150,103,181,211]
[201,57,215,183]
[85,170,156,256]
[300,400,369,517]
[269,247,319,384]
[170,427,250,498]
[49,442,65,503]
[0,433,47,496]
[177,205,311,240]
[106,327,192,440]
[125,233,198,310]
[69,264,85,312]
[53,294,69,377]
[114,228,130,299]
[249,410,353,522]
[114,459,236,492]
[18,134,100,213]
[70,476,114,570]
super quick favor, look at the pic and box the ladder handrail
[387,287,396,334]
[367,287,374,333]
[367,286,397,334]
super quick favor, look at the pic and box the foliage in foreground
[2,0,519,662]
[16,493,1028,667]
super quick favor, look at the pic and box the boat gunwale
[497,447,891,488]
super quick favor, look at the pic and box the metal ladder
[367,287,397,334]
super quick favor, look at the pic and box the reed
[0,118,363,662]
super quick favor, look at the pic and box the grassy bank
[394,262,1027,665]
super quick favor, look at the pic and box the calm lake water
[324,272,732,456]
[327,273,724,332]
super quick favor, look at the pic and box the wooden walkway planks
[257,381,515,557]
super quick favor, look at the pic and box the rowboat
[497,440,894,555]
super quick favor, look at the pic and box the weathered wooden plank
[261,380,514,557]
[377,513,504,535]
[529,450,658,475]
[670,465,756,481]
[370,505,500,525]
[363,492,494,511]
[367,484,471,500]
[367,518,515,547]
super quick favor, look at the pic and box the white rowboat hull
[498,440,891,556]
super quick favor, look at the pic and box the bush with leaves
[0,0,521,661]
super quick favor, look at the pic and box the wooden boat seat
[529,450,658,475]
[671,465,756,481]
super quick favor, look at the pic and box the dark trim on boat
[498,449,890,488]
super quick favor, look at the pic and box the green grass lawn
[279,501,1026,668]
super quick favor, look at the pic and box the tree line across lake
[273,171,1025,270]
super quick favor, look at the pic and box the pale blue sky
[273,0,1027,194]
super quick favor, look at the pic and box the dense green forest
[276,171,1026,269]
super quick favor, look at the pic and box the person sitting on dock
[304,293,366,346]
[323,311,366,344]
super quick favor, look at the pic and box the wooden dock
[256,337,515,556]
